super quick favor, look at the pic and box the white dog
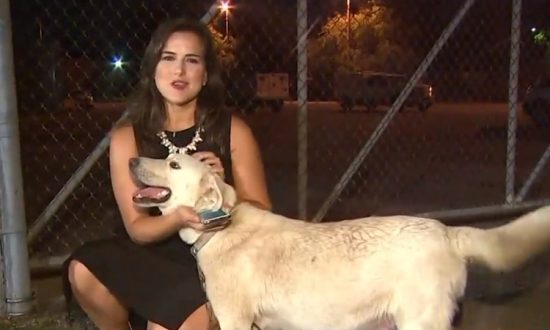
[130,153,550,330]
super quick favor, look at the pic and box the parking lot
[20,100,550,226]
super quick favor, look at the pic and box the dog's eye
[169,161,181,169]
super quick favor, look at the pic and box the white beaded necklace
[156,126,204,154]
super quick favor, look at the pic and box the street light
[346,0,351,49]
[220,1,230,38]
[111,56,125,70]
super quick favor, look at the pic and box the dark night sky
[11,0,550,49]
[10,0,550,55]
[7,0,550,105]
[8,0,550,81]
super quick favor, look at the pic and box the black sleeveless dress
[63,120,233,330]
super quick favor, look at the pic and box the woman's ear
[202,73,208,86]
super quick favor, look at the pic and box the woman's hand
[173,205,202,230]
[192,151,225,180]
[172,205,230,231]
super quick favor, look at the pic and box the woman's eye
[169,161,181,169]
[185,57,200,64]
[160,55,174,61]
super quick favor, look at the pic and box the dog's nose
[129,157,140,169]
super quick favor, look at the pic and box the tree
[208,25,236,71]
[208,25,237,71]
[533,28,550,71]
[308,3,415,76]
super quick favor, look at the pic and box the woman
[64,17,271,330]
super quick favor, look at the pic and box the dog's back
[201,204,550,330]
[253,217,465,330]
[203,205,467,330]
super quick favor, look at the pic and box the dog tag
[198,208,231,226]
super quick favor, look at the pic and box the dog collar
[191,232,217,258]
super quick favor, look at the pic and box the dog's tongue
[133,187,169,202]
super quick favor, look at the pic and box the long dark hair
[123,17,228,154]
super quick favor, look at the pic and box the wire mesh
[307,0,550,220]
[7,0,550,263]
[11,0,231,259]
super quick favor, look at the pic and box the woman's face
[154,31,207,110]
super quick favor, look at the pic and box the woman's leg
[67,259,130,330]
[147,304,210,330]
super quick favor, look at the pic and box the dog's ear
[217,176,237,210]
[195,172,237,211]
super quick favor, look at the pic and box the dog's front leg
[207,294,254,330]
[204,275,256,329]
[209,296,255,330]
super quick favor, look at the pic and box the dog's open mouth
[132,186,171,204]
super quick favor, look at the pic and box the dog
[129,153,550,330]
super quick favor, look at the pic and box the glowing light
[220,1,229,13]
[112,56,124,69]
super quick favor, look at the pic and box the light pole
[346,0,351,49]
[221,1,230,39]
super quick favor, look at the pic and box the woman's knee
[147,321,169,330]
[67,259,100,294]
[178,304,210,330]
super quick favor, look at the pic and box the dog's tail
[448,205,550,272]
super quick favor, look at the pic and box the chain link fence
[6,0,550,271]
[306,0,550,221]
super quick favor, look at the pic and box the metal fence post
[505,0,522,204]
[0,0,33,316]
[297,0,308,219]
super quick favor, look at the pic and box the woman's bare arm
[229,116,272,210]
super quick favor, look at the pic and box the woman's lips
[171,80,188,90]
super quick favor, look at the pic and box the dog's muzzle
[129,157,172,205]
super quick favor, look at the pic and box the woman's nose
[174,60,186,75]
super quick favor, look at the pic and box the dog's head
[130,152,237,217]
